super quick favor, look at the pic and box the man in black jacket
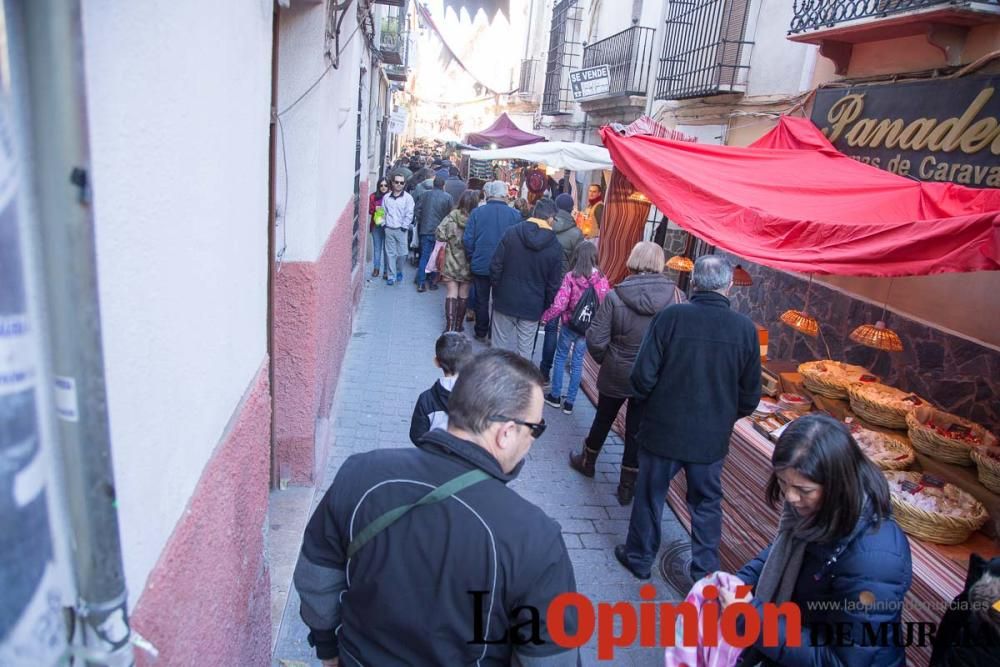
[489,198,563,359]
[616,256,761,582]
[294,350,579,666]
[414,176,454,292]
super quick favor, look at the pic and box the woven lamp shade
[666,255,694,272]
[780,309,819,337]
[628,190,651,203]
[733,264,753,286]
[850,321,904,352]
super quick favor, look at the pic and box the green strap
[346,469,490,560]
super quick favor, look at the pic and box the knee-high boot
[453,298,468,332]
[444,298,457,333]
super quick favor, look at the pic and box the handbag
[426,240,447,274]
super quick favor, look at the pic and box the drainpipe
[643,0,670,118]
[268,2,281,488]
[20,1,132,664]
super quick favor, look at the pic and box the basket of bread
[798,360,878,399]
[848,382,927,430]
[849,424,914,471]
[884,471,989,544]
[905,406,997,467]
[970,446,1000,494]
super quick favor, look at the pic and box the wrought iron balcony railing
[654,0,753,101]
[379,16,406,65]
[790,0,1000,34]
[581,25,656,99]
[518,59,538,95]
[542,0,583,115]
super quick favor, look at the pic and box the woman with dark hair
[726,413,912,666]
[435,190,479,331]
[369,177,390,278]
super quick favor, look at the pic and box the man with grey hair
[463,181,523,341]
[294,349,579,666]
[615,255,761,583]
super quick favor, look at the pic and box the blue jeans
[371,226,387,273]
[416,233,436,285]
[623,450,724,579]
[539,318,559,380]
[549,326,586,403]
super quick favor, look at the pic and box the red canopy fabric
[600,117,1000,276]
[465,113,546,149]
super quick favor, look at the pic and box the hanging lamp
[666,255,694,272]
[780,274,820,337]
[733,264,753,286]
[850,279,904,352]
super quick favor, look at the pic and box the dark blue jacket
[490,221,563,321]
[736,507,912,667]
[630,291,761,463]
[414,188,454,236]
[463,200,522,276]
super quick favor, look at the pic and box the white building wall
[744,0,814,98]
[277,3,370,263]
[80,0,273,610]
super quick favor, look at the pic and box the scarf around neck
[588,193,603,206]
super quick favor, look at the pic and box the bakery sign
[811,75,1000,188]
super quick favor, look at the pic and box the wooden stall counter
[666,419,999,667]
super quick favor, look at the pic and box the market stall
[596,116,1000,666]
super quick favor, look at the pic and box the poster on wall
[811,75,1000,188]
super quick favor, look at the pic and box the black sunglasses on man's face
[489,415,546,439]
[392,179,405,186]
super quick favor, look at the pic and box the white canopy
[463,141,612,171]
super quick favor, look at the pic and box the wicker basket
[852,428,914,471]
[970,447,1000,494]
[848,382,925,430]
[906,406,997,467]
[799,361,877,399]
[885,471,989,545]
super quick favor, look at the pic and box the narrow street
[271,263,693,666]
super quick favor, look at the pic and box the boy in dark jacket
[409,332,471,445]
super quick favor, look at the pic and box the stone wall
[721,255,1000,432]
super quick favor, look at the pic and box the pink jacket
[664,571,746,667]
[541,270,609,326]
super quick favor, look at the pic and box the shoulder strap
[346,468,490,560]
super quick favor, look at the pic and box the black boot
[616,466,638,505]
[568,443,599,478]
[444,298,457,333]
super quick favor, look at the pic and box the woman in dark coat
[571,242,684,504]
[728,413,912,667]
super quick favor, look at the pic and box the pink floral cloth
[540,270,609,325]
[664,571,746,667]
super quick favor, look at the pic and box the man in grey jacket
[414,176,454,292]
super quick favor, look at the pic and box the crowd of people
[289,150,1000,667]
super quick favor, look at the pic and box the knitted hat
[555,193,574,212]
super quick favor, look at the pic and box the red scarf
[588,192,603,206]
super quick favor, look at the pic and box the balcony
[542,0,583,115]
[654,0,753,101]
[581,25,656,99]
[518,59,538,97]
[379,16,406,65]
[789,1,1000,72]
[385,64,408,83]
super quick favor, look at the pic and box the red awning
[600,117,1000,276]
[465,113,546,149]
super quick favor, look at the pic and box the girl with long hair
[540,241,609,414]
[369,177,390,278]
[435,189,479,331]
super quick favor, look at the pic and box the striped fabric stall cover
[666,419,967,667]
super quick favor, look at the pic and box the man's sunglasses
[489,415,546,439]
[392,180,405,185]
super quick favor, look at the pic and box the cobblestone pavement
[273,263,693,666]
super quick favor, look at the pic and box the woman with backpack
[540,241,609,416]
[435,189,479,332]
[571,242,685,505]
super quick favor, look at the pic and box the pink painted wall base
[273,192,367,484]
[131,363,272,666]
